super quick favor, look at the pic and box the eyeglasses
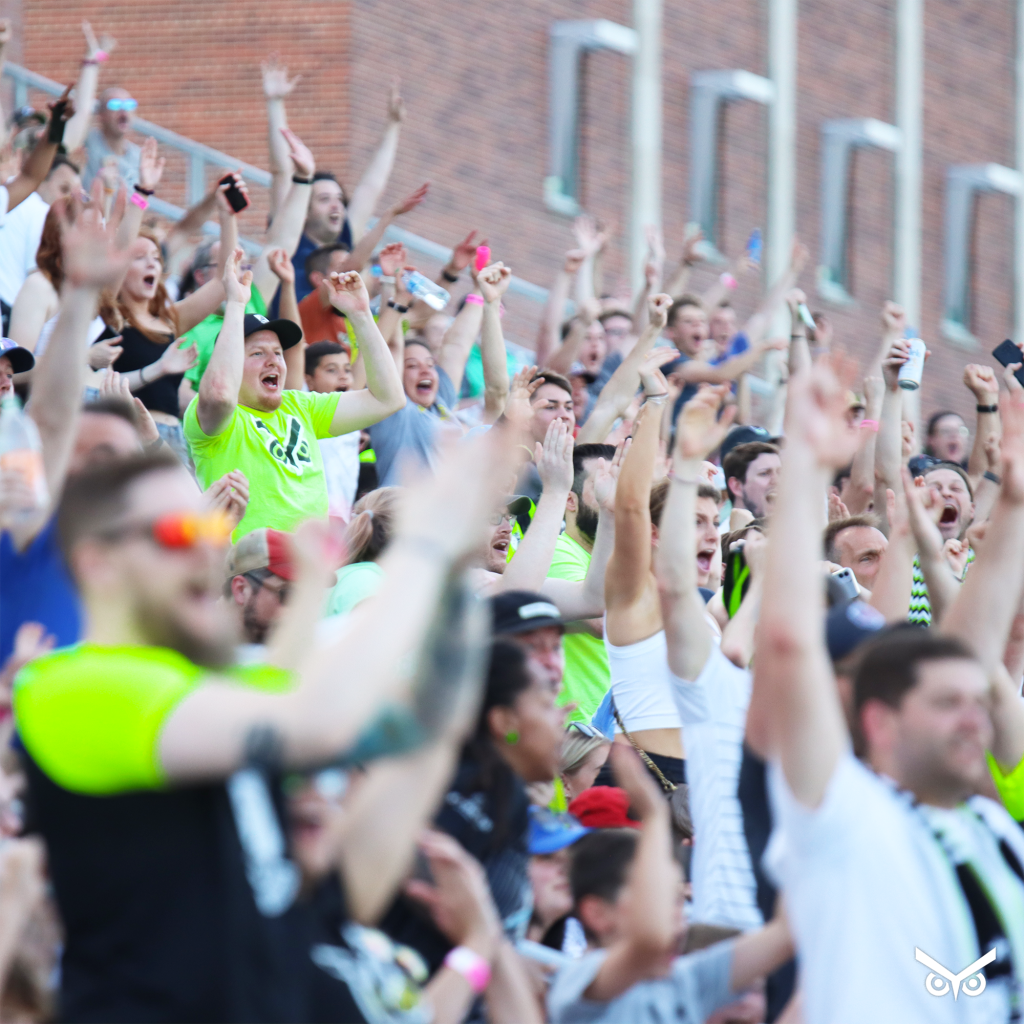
[99,510,232,550]
[105,98,138,112]
[488,510,515,526]
[568,721,601,739]
[245,572,291,603]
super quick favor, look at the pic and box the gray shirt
[547,940,735,1024]
[368,366,456,487]
[83,127,141,190]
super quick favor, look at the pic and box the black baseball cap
[491,590,565,636]
[0,338,35,373]
[243,313,302,351]
[826,598,886,664]
[720,424,780,463]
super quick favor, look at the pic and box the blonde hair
[344,487,401,565]
[560,728,611,778]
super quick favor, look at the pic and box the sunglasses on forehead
[98,510,232,550]
[567,721,602,739]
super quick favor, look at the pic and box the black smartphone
[218,173,249,214]
[992,339,1024,387]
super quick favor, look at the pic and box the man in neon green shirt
[184,252,404,538]
[547,442,617,721]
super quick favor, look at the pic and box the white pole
[631,0,662,290]
[1016,0,1024,343]
[767,0,797,291]
[894,0,923,329]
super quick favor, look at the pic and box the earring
[505,730,519,746]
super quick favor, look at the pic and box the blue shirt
[291,223,354,304]
[0,518,81,664]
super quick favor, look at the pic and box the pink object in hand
[474,245,490,272]
[130,192,148,210]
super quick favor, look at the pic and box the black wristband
[388,300,409,313]
[984,470,1002,484]
[976,404,999,414]
[292,174,312,185]
[441,268,459,283]
[46,103,69,145]
[133,184,155,196]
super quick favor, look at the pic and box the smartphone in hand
[218,173,250,214]
[991,339,1024,387]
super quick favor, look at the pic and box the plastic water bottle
[402,270,451,312]
[0,395,48,525]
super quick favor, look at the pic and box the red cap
[225,528,296,581]
[567,786,640,830]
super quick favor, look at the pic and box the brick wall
[14,0,1024,425]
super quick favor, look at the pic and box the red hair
[117,230,179,341]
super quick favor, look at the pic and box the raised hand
[0,19,12,48]
[903,468,946,561]
[280,127,315,179]
[789,239,810,277]
[573,214,607,257]
[647,291,673,332]
[943,538,971,579]
[828,491,850,522]
[325,270,371,317]
[266,247,294,284]
[377,242,407,279]
[743,528,769,578]
[223,246,253,305]
[680,225,705,267]
[882,336,912,392]
[391,182,429,217]
[205,470,250,531]
[82,20,116,60]
[99,368,160,444]
[786,354,860,469]
[593,439,628,512]
[61,180,132,288]
[881,300,906,338]
[504,365,542,433]
[964,363,999,403]
[563,248,586,275]
[138,136,166,192]
[261,54,301,99]
[87,335,123,370]
[216,172,249,215]
[387,78,406,123]
[999,387,1024,504]
[675,383,736,461]
[473,261,512,305]
[638,355,670,399]
[156,339,199,377]
[46,85,75,130]
[447,230,481,273]
[534,419,574,494]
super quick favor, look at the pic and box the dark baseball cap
[0,338,35,374]
[826,598,886,664]
[491,590,565,636]
[719,424,780,463]
[243,313,302,351]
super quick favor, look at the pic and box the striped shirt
[670,645,763,930]
[909,549,974,626]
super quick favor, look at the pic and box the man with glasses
[83,87,140,190]
[225,527,295,656]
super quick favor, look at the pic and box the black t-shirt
[380,754,531,974]
[112,325,183,418]
[23,751,312,1023]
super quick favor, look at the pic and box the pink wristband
[130,192,148,211]
[93,49,109,63]
[444,946,491,994]
[720,272,738,290]
[464,293,484,306]
[859,418,879,432]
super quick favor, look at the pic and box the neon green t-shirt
[182,284,268,388]
[13,644,291,795]
[548,532,610,722]
[989,752,1024,822]
[184,389,341,540]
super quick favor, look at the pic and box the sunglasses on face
[100,510,232,550]
[105,98,138,112]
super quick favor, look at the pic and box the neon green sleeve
[988,751,1024,821]
[14,645,291,796]
[301,388,342,439]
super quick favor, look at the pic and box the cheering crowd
[1,25,1024,1024]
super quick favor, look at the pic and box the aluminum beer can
[898,335,926,390]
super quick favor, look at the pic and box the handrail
[2,61,550,304]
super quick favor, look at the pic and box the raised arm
[605,387,663,610]
[265,247,304,390]
[664,226,702,299]
[546,303,598,376]
[749,356,860,804]
[865,488,915,623]
[846,376,883,514]
[158,429,511,779]
[196,248,250,436]
[902,469,960,624]
[250,129,314,302]
[473,262,512,422]
[61,22,112,152]
[742,241,809,351]
[322,271,405,434]
[964,364,1001,483]
[582,746,676,1001]
[345,81,404,240]
[873,335,912,536]
[534,250,581,369]
[656,384,735,680]
[6,91,69,212]
[340,182,428,274]
[675,336,789,388]
[260,54,301,220]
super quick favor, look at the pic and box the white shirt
[670,644,762,930]
[766,753,1024,1024]
[318,430,361,522]
[0,190,47,307]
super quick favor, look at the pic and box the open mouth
[940,503,959,526]
[492,537,509,556]
[142,273,156,288]
[415,378,434,397]
[261,371,280,391]
[696,550,715,574]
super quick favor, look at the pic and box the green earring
[505,730,520,746]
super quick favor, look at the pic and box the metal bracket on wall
[817,118,901,306]
[943,163,1023,348]
[689,69,774,263]
[546,19,637,217]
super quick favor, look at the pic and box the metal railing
[2,61,550,301]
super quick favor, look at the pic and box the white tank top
[604,627,683,733]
